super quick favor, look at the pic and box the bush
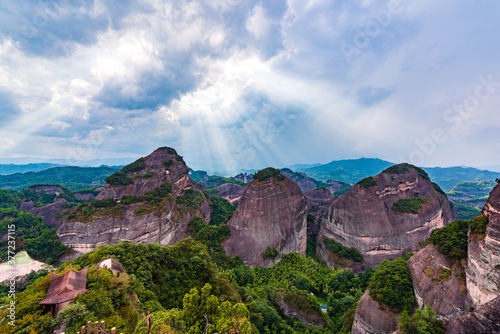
[253,168,285,182]
[105,171,133,186]
[357,177,377,189]
[142,171,154,178]
[145,182,173,205]
[262,247,279,260]
[121,195,144,205]
[392,197,428,214]
[470,215,488,235]
[428,219,469,260]
[398,305,445,334]
[368,257,415,313]
[323,239,363,262]
[91,198,117,208]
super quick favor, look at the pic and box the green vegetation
[188,217,240,269]
[201,177,246,191]
[91,198,117,208]
[425,167,500,192]
[0,166,118,191]
[189,169,209,183]
[144,182,172,205]
[432,182,446,196]
[426,215,489,260]
[142,171,154,178]
[262,246,279,260]
[177,189,206,211]
[357,176,377,188]
[105,171,133,186]
[368,257,415,313]
[210,196,237,226]
[427,219,469,260]
[121,157,146,174]
[323,239,363,263]
[454,202,481,220]
[280,168,327,189]
[295,158,393,184]
[383,163,430,181]
[469,215,489,235]
[447,180,496,199]
[0,210,72,264]
[398,305,445,334]
[253,167,285,182]
[392,197,428,214]
[120,195,145,205]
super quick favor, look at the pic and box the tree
[398,305,445,334]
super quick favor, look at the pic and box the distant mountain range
[0,166,120,191]
[289,158,500,191]
[2,158,500,192]
[0,163,62,175]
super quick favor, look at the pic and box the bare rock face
[481,182,500,216]
[318,164,456,270]
[233,173,253,184]
[303,188,336,226]
[406,244,470,320]
[352,291,400,334]
[222,168,307,267]
[57,147,210,256]
[445,296,500,334]
[280,169,318,191]
[19,199,68,229]
[466,213,500,307]
[73,193,95,201]
[217,183,245,204]
[326,180,346,194]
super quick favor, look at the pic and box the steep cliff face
[406,245,470,319]
[222,169,307,267]
[303,189,336,233]
[280,169,319,191]
[57,147,210,256]
[351,291,399,334]
[466,214,500,307]
[217,183,245,204]
[318,164,456,270]
[481,182,500,216]
[19,199,68,229]
[445,296,500,333]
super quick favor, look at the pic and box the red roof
[39,266,89,305]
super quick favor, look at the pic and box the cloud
[355,86,396,106]
[1,0,500,169]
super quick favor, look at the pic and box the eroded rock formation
[222,169,307,267]
[406,244,470,320]
[56,147,210,257]
[351,291,400,334]
[19,199,68,229]
[217,183,245,204]
[444,296,500,333]
[318,164,456,270]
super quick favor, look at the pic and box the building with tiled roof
[39,266,89,317]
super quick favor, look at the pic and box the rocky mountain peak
[96,147,189,200]
[223,167,307,267]
[56,147,210,258]
[318,163,457,271]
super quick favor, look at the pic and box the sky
[1,0,500,172]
